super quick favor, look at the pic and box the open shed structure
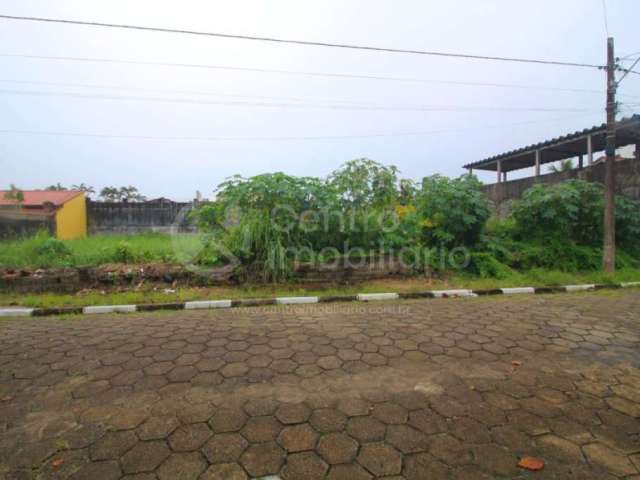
[463,115,640,183]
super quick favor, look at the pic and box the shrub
[469,252,512,279]
[511,180,640,248]
[416,174,490,247]
[35,237,71,261]
[113,242,136,264]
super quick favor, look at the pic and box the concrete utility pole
[602,37,617,273]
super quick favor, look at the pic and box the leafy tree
[328,158,399,209]
[3,184,24,203]
[119,186,147,202]
[511,179,640,250]
[547,159,574,173]
[99,187,120,202]
[71,183,96,196]
[99,186,146,202]
[416,174,490,247]
[45,183,67,191]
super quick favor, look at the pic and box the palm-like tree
[71,183,96,196]
[99,187,120,202]
[547,159,574,173]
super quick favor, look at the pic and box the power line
[1,53,626,98]
[0,79,383,106]
[618,57,640,84]
[601,0,610,37]
[0,87,601,113]
[0,112,603,143]
[0,14,605,69]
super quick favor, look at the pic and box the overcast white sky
[1,0,639,200]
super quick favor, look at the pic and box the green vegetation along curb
[0,282,638,318]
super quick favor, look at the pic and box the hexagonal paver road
[1,290,640,479]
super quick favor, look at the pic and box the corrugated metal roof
[463,114,640,171]
[0,190,83,207]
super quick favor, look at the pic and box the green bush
[512,180,640,248]
[469,252,512,279]
[416,174,490,247]
[35,237,72,258]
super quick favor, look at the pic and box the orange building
[0,190,87,240]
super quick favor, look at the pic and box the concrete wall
[0,211,55,240]
[87,199,194,234]
[55,193,87,240]
[484,157,640,216]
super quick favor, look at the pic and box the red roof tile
[0,190,83,207]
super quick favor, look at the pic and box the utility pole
[602,37,617,273]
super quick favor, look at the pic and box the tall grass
[0,232,201,268]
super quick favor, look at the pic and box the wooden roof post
[496,160,502,183]
[535,150,541,178]
[587,134,594,165]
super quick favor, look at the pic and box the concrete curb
[1,281,638,318]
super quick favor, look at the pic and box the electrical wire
[1,53,624,99]
[0,112,603,143]
[601,0,610,37]
[0,14,604,69]
[0,87,601,113]
[618,57,640,84]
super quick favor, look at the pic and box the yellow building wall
[55,194,87,240]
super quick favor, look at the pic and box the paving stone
[241,416,282,443]
[385,424,429,453]
[168,423,212,451]
[372,403,408,424]
[310,408,347,433]
[69,460,121,480]
[200,463,248,480]
[202,432,248,463]
[282,451,329,480]
[157,452,207,480]
[317,432,359,464]
[243,398,280,416]
[347,416,386,442]
[209,408,247,433]
[2,291,640,480]
[337,397,371,417]
[240,441,285,477]
[326,463,373,480]
[404,453,450,480]
[472,444,519,477]
[357,442,402,476]
[136,416,180,440]
[276,403,311,424]
[583,443,638,476]
[536,434,584,462]
[278,424,319,452]
[121,441,171,474]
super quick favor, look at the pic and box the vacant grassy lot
[0,232,201,268]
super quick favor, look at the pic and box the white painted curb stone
[83,305,137,314]
[185,300,232,310]
[432,289,474,298]
[357,293,399,301]
[276,297,319,305]
[501,287,535,295]
[564,284,595,292]
[0,308,34,317]
[621,282,640,288]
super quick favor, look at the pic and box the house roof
[463,114,640,172]
[0,190,84,207]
